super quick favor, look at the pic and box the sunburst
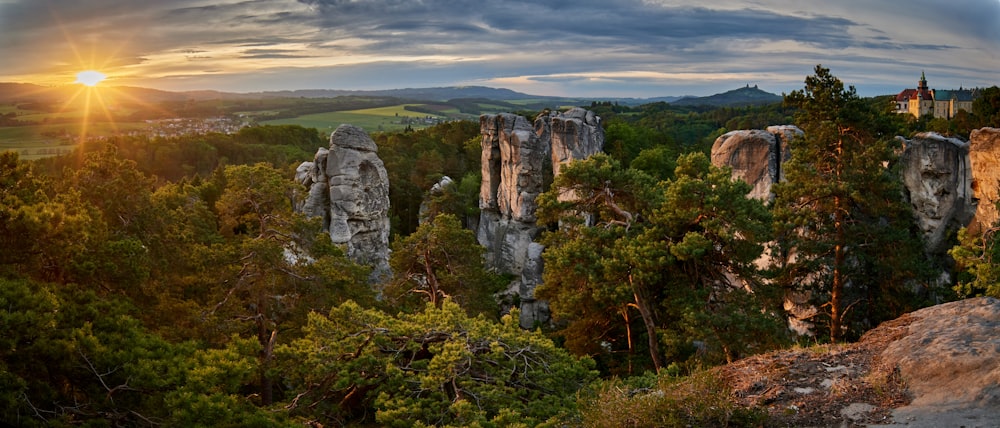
[75,70,107,87]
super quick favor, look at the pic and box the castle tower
[918,71,928,92]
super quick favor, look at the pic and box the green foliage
[277,300,598,427]
[629,145,678,181]
[538,152,785,374]
[386,214,504,317]
[0,276,285,427]
[773,65,931,342]
[578,370,767,427]
[419,171,482,227]
[972,86,1000,127]
[33,125,321,183]
[373,121,482,236]
[950,226,1000,298]
[604,120,666,167]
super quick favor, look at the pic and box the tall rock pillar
[898,132,975,257]
[478,109,604,328]
[295,124,391,283]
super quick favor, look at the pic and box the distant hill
[671,86,782,107]
[0,82,765,108]
[0,82,241,104]
[251,86,535,101]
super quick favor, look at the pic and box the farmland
[261,103,461,134]
[0,84,580,158]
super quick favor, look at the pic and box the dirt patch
[717,313,916,427]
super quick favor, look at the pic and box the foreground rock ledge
[874,296,1000,427]
[720,297,1000,427]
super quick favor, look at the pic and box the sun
[75,70,107,87]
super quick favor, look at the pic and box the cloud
[0,0,996,96]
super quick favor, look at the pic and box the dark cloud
[0,0,996,96]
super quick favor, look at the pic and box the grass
[0,121,148,160]
[261,104,449,134]
[579,370,768,427]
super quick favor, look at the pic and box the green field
[0,121,148,160]
[261,103,450,134]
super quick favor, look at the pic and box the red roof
[896,88,932,102]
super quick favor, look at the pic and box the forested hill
[2,81,734,106]
[672,85,783,107]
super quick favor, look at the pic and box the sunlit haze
[0,0,997,97]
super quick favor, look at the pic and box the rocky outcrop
[478,109,603,327]
[711,126,804,333]
[295,124,391,282]
[969,127,1000,233]
[723,296,1000,426]
[710,126,798,202]
[877,296,1000,426]
[478,113,548,327]
[545,107,605,176]
[898,133,976,256]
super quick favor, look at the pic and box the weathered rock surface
[477,109,603,327]
[898,132,976,256]
[478,113,547,327]
[875,296,1000,427]
[711,130,779,201]
[725,297,1000,427]
[969,127,1000,233]
[710,126,798,202]
[545,107,604,176]
[296,124,391,282]
[712,126,805,334]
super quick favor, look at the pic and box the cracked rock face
[546,107,605,177]
[969,128,1000,233]
[478,109,603,328]
[710,126,799,203]
[295,124,391,283]
[898,132,975,256]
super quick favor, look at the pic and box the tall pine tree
[773,65,927,342]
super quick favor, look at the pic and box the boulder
[710,126,798,202]
[878,297,1000,425]
[969,127,1000,233]
[296,124,391,283]
[898,132,975,256]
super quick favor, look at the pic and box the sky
[0,0,998,98]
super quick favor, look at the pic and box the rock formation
[478,113,548,327]
[710,126,798,202]
[969,127,1000,233]
[898,132,976,256]
[878,296,1000,425]
[545,107,605,176]
[478,109,604,327]
[711,126,805,332]
[295,124,391,283]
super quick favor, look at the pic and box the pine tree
[774,65,927,342]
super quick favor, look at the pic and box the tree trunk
[258,326,276,405]
[629,275,662,372]
[621,306,635,375]
[831,134,846,342]
[831,202,845,342]
[422,247,441,308]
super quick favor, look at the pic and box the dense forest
[2,67,1000,426]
